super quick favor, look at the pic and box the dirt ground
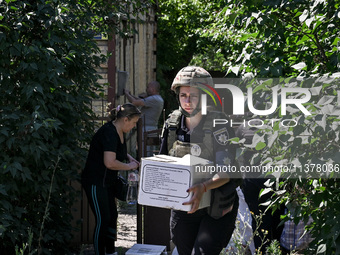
[116,202,138,254]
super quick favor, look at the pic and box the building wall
[115,13,157,107]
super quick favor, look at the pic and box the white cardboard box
[138,154,212,211]
[125,243,167,255]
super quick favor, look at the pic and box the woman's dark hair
[109,103,141,121]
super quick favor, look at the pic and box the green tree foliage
[242,77,340,254]
[200,1,340,253]
[201,1,339,253]
[198,0,340,77]
[156,0,212,115]
[0,0,148,253]
[157,0,200,72]
[157,0,339,253]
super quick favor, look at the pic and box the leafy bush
[196,0,340,77]
[0,0,148,253]
[157,1,340,253]
[250,77,340,254]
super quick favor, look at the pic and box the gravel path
[116,202,137,254]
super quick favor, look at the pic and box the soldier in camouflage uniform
[159,66,240,255]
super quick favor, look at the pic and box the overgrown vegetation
[1,0,339,253]
[157,0,339,254]
[0,0,149,254]
[239,77,340,254]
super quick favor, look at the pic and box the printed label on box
[142,164,190,198]
[138,154,211,211]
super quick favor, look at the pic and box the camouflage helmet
[171,66,214,92]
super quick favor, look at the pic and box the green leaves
[189,0,340,77]
[156,1,339,252]
[0,0,148,253]
[254,78,340,254]
[255,141,266,150]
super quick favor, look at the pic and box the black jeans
[170,196,239,255]
[83,183,118,255]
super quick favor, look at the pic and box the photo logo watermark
[189,77,340,180]
[196,78,313,128]
[201,84,311,116]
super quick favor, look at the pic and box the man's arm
[124,89,145,107]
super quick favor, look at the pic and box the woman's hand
[127,154,139,165]
[127,154,139,169]
[182,183,206,214]
[182,176,230,214]
[128,161,139,170]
